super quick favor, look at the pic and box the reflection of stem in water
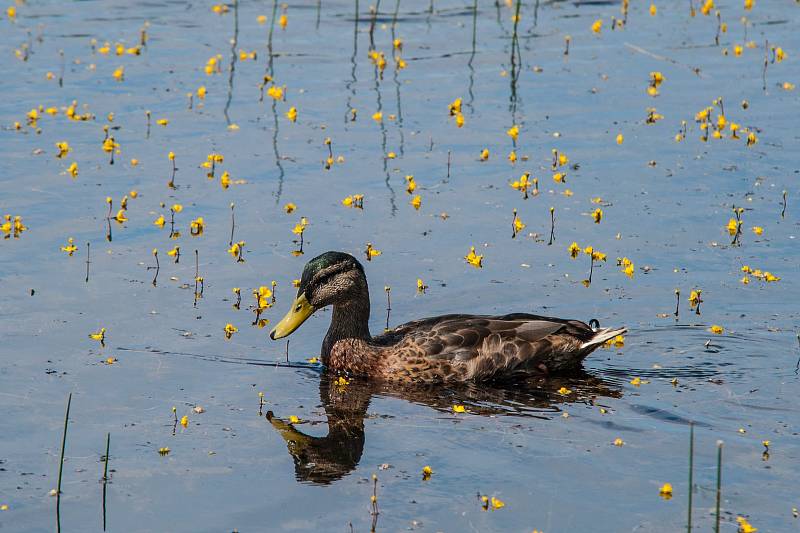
[268,0,278,53]
[316,0,322,30]
[467,0,477,112]
[105,218,112,242]
[373,61,397,215]
[384,286,392,331]
[369,0,380,50]
[687,423,694,533]
[102,432,110,531]
[446,150,451,181]
[532,0,540,28]
[56,393,72,533]
[229,203,236,246]
[85,242,90,283]
[285,339,290,363]
[547,207,555,245]
[271,97,285,204]
[674,289,680,318]
[58,49,65,88]
[223,0,239,126]
[148,250,160,286]
[509,0,522,117]
[390,0,404,156]
[781,190,787,218]
[145,110,151,139]
[345,0,359,124]
[762,39,768,92]
[370,475,379,533]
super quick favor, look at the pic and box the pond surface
[1,0,799,531]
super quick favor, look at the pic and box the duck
[270,251,626,383]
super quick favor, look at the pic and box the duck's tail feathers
[580,327,627,350]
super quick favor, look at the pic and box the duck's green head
[270,251,366,340]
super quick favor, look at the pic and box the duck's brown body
[326,313,614,383]
[271,251,626,384]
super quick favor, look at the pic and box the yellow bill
[270,292,314,340]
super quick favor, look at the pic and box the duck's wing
[376,313,602,380]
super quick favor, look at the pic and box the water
[1,0,799,531]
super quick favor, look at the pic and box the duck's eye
[295,304,302,312]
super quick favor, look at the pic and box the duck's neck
[322,291,371,361]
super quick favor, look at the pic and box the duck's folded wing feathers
[380,314,596,377]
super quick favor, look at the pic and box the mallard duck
[270,251,626,382]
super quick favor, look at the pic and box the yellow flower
[616,133,624,145]
[557,386,571,395]
[154,215,165,227]
[613,438,624,447]
[746,131,758,146]
[568,242,581,259]
[513,215,525,233]
[452,404,466,413]
[782,81,795,91]
[286,106,297,122]
[775,47,785,62]
[630,377,642,387]
[508,150,517,163]
[167,246,179,258]
[710,325,724,334]
[454,112,464,127]
[649,3,657,16]
[267,85,284,100]
[736,516,758,533]
[553,172,566,183]
[289,415,300,424]
[67,162,78,178]
[448,97,462,115]
[659,483,673,499]
[744,0,753,10]
[490,497,505,510]
[464,246,483,268]
[751,226,763,235]
[371,111,382,122]
[506,125,519,141]
[366,243,382,259]
[734,44,743,57]
[342,196,354,207]
[284,202,296,213]
[180,415,188,428]
[197,85,207,99]
[171,203,182,213]
[479,148,489,161]
[701,0,715,16]
[689,289,702,307]
[224,323,238,339]
[112,66,124,81]
[55,141,71,158]
[7,6,16,19]
[279,13,287,29]
[89,327,106,342]
[114,209,127,223]
[158,447,170,455]
[220,171,231,189]
[61,237,78,256]
[727,218,740,236]
[190,217,205,235]
[156,118,168,127]
[591,19,603,33]
[422,465,433,479]
[592,208,603,223]
[410,195,422,210]
[405,175,416,194]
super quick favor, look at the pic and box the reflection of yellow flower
[224,323,238,339]
[710,325,724,334]
[452,404,465,413]
[659,483,673,500]
[591,19,603,33]
[557,387,571,395]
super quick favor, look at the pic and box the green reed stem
[687,422,694,532]
[103,433,110,481]
[714,441,723,533]
[57,393,72,498]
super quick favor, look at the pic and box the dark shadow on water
[267,370,620,485]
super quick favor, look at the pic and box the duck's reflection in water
[267,371,621,485]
